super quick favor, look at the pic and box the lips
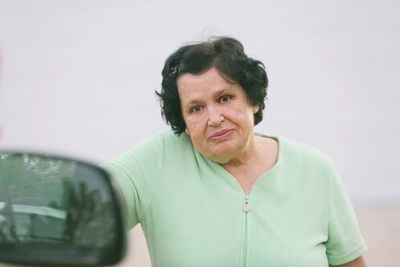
[208,129,234,141]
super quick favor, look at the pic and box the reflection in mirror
[0,152,125,266]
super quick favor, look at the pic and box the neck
[221,134,258,167]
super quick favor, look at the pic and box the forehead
[177,67,229,89]
[177,68,235,101]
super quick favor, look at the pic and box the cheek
[225,106,254,125]
[185,115,207,135]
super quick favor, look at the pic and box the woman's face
[177,67,259,163]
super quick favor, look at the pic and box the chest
[222,140,278,193]
[140,172,329,267]
[223,164,266,194]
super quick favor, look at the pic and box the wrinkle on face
[177,67,258,164]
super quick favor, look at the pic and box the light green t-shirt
[103,131,366,267]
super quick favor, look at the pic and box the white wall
[0,0,399,203]
[1,1,400,266]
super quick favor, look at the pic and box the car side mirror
[0,151,126,266]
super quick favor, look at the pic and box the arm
[330,256,367,267]
[324,161,368,266]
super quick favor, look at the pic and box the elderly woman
[103,37,367,267]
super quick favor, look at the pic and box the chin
[196,138,243,162]
[206,153,232,164]
[206,146,239,163]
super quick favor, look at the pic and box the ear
[252,105,260,114]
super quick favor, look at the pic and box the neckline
[194,133,283,195]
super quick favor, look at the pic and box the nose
[207,106,224,127]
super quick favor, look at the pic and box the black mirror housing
[0,152,126,266]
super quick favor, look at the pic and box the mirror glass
[0,152,125,266]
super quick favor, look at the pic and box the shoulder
[261,133,335,173]
[124,130,192,158]
[104,131,194,174]
[134,130,191,149]
[280,135,331,163]
[101,131,194,226]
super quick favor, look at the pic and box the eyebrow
[212,88,232,98]
[186,87,233,106]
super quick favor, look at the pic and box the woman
[103,37,367,267]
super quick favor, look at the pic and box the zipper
[242,193,250,267]
[242,193,251,213]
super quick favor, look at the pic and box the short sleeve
[101,159,141,230]
[100,133,171,231]
[325,162,367,265]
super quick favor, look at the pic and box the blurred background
[0,0,399,266]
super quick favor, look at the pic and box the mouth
[208,129,234,141]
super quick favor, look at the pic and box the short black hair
[156,36,268,135]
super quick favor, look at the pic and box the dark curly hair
[156,36,268,135]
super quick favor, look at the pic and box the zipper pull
[242,194,251,213]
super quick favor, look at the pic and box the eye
[219,95,232,103]
[190,105,203,113]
